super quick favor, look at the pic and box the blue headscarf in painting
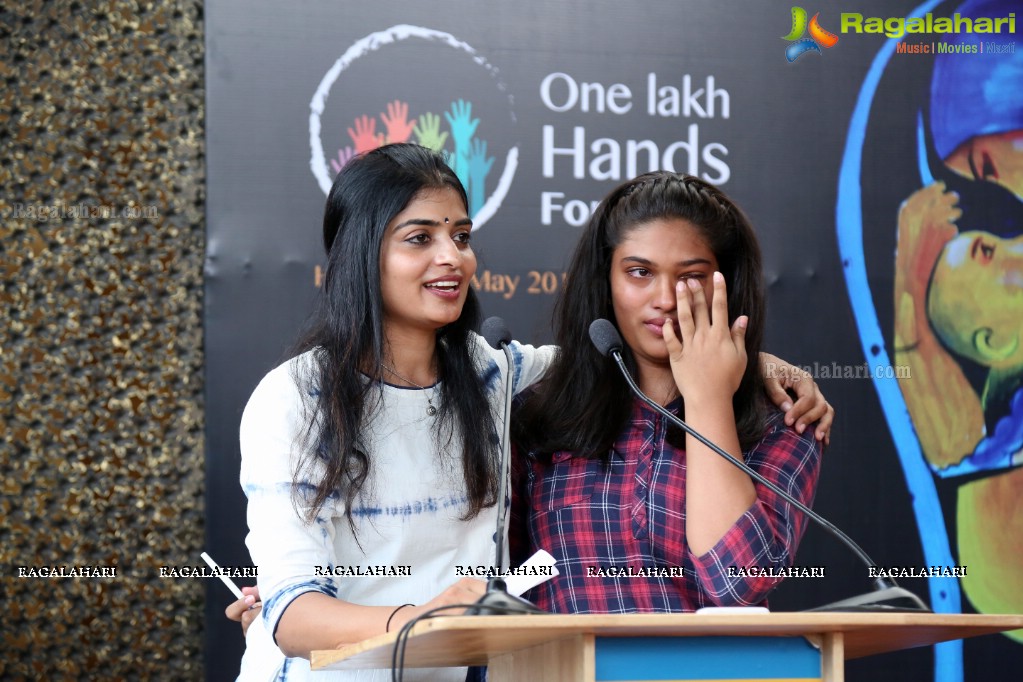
[930,0,1023,159]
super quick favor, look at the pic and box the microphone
[465,317,543,615]
[482,316,512,349]
[587,319,930,613]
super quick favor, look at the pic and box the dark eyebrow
[620,255,713,267]
[392,217,473,231]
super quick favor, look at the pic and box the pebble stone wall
[1,1,207,678]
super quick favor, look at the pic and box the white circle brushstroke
[309,24,518,231]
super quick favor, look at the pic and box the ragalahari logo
[783,7,839,62]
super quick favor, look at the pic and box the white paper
[503,549,559,596]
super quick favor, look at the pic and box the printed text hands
[663,273,747,406]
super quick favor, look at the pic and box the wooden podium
[311,612,1023,681]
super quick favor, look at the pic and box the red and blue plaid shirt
[511,398,822,613]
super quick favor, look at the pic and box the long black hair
[514,171,767,459]
[291,143,498,528]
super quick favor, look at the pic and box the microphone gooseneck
[466,318,543,615]
[587,318,929,613]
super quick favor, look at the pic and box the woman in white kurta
[239,340,553,682]
[237,143,555,681]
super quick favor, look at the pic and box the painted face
[928,230,1023,369]
[945,129,1023,201]
[610,218,719,378]
[378,187,476,338]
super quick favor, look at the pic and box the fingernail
[713,271,723,283]
[737,316,747,329]
[797,423,805,433]
[677,281,685,292]
[687,278,700,289]
[781,401,793,412]
[245,595,255,605]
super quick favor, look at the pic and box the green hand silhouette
[413,112,449,152]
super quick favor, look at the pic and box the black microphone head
[588,319,623,357]
[481,316,512,349]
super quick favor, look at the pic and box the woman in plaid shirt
[512,172,824,613]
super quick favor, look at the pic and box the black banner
[205,2,1023,679]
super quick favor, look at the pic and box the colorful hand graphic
[444,99,480,148]
[330,146,355,175]
[466,138,494,217]
[347,115,385,154]
[444,99,480,186]
[381,100,417,144]
[413,112,449,153]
